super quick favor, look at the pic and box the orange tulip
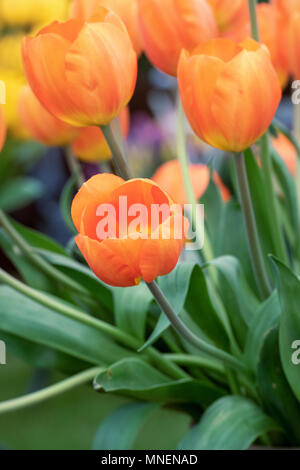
[272,133,297,176]
[178,37,282,152]
[273,0,300,17]
[18,86,78,146]
[22,8,137,127]
[72,107,129,162]
[206,0,248,37]
[138,0,217,76]
[235,3,289,88]
[286,10,300,79]
[71,174,188,287]
[0,106,7,151]
[71,0,143,56]
[152,160,230,205]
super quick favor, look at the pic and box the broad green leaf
[258,328,300,444]
[244,291,280,371]
[178,396,279,450]
[0,286,134,366]
[201,180,224,251]
[59,175,77,234]
[92,403,158,450]
[94,358,225,407]
[11,218,66,254]
[208,256,259,347]
[272,258,300,401]
[113,284,152,340]
[140,263,229,351]
[0,177,44,212]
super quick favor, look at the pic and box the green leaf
[201,180,224,250]
[0,286,134,366]
[59,175,77,234]
[92,402,158,450]
[208,256,259,347]
[244,291,280,371]
[0,177,44,212]
[11,218,66,254]
[271,257,300,401]
[113,284,152,340]
[178,396,279,450]
[94,358,225,407]
[258,328,300,444]
[140,263,229,351]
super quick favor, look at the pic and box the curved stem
[101,125,132,180]
[260,133,288,264]
[234,153,272,299]
[248,0,259,41]
[163,353,225,375]
[0,267,186,380]
[0,367,102,415]
[64,146,85,189]
[176,97,214,263]
[0,209,89,297]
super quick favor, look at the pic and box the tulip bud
[22,8,137,127]
[206,0,248,37]
[19,86,79,147]
[138,0,217,76]
[72,107,129,162]
[178,38,282,152]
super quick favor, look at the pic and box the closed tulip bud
[138,0,217,76]
[0,0,70,27]
[206,0,248,37]
[71,174,189,287]
[287,10,300,79]
[152,160,230,206]
[19,86,79,147]
[0,106,7,152]
[22,8,137,127]
[273,0,300,17]
[178,38,282,152]
[71,0,143,56]
[72,107,129,162]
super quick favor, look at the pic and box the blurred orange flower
[71,174,188,287]
[22,8,137,127]
[178,38,281,152]
[19,86,78,146]
[272,133,297,176]
[0,106,7,151]
[206,0,248,37]
[138,0,217,76]
[71,0,143,56]
[72,107,130,162]
[152,160,231,206]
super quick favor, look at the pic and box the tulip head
[71,174,188,287]
[71,0,143,56]
[72,107,129,162]
[0,0,69,27]
[138,0,217,76]
[178,38,282,152]
[22,9,137,127]
[206,0,248,37]
[19,86,79,147]
[0,106,7,152]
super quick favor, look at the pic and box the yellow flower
[0,0,70,27]
[0,34,24,74]
[0,68,28,138]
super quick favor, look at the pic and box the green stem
[0,267,186,380]
[64,146,85,189]
[248,0,260,41]
[260,133,288,264]
[0,367,102,415]
[176,97,214,263]
[147,281,250,376]
[234,153,272,299]
[163,353,225,375]
[102,123,250,376]
[0,209,89,297]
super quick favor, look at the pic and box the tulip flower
[152,160,230,206]
[206,0,248,37]
[138,0,217,76]
[286,10,300,79]
[272,134,297,176]
[71,174,188,287]
[72,107,129,162]
[18,86,79,147]
[22,8,137,127]
[71,0,143,56]
[0,106,7,151]
[178,37,282,152]
[273,0,300,17]
[0,0,69,27]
